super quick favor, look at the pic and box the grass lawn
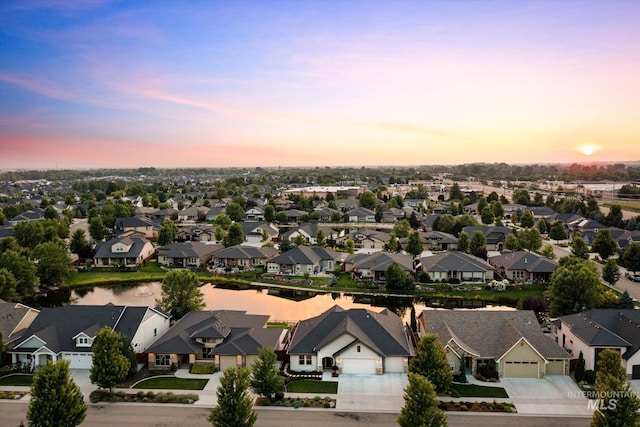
[450,383,509,398]
[66,262,167,286]
[286,380,338,394]
[132,377,209,390]
[603,201,640,214]
[0,374,33,386]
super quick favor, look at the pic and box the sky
[1,0,639,170]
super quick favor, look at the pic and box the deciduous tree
[385,262,415,291]
[156,269,205,320]
[0,268,18,301]
[623,242,640,273]
[33,241,71,287]
[602,259,620,286]
[547,258,603,316]
[90,327,129,395]
[406,231,423,258]
[469,231,486,257]
[570,233,590,260]
[223,222,245,247]
[456,231,469,253]
[27,360,87,427]
[591,229,617,260]
[208,367,257,427]
[549,221,568,242]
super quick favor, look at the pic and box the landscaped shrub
[323,402,331,408]
[292,400,301,409]
[584,369,596,385]
[190,363,217,374]
[275,391,284,401]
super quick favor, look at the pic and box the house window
[77,336,91,347]
[299,355,312,365]
[357,345,361,353]
[155,354,170,366]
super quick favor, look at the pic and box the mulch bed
[439,400,516,413]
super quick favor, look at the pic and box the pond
[23,282,517,324]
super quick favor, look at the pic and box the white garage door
[64,353,93,369]
[504,361,538,378]
[342,358,376,374]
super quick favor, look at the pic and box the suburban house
[462,226,513,251]
[93,236,156,267]
[313,207,340,222]
[0,300,39,350]
[10,305,170,369]
[211,245,279,269]
[115,215,158,240]
[286,305,414,374]
[281,222,339,245]
[239,222,279,245]
[205,206,226,222]
[157,242,223,268]
[176,224,217,242]
[489,251,558,283]
[338,229,389,249]
[8,208,46,226]
[567,218,605,245]
[419,251,494,283]
[610,229,640,250]
[346,252,414,281]
[266,246,344,275]
[346,207,376,223]
[552,309,640,379]
[244,207,265,222]
[283,209,308,223]
[146,310,286,371]
[418,310,571,378]
[177,206,208,222]
[400,230,457,252]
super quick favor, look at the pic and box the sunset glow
[1,1,639,170]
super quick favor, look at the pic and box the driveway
[69,369,95,400]
[500,376,592,416]
[330,373,408,412]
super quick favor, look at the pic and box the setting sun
[578,144,600,156]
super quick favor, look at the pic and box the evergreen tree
[602,259,620,286]
[27,360,87,427]
[618,290,635,309]
[156,269,205,320]
[520,210,535,228]
[223,222,245,247]
[591,349,640,427]
[398,373,448,427]
[574,351,585,383]
[387,231,399,252]
[469,231,486,257]
[69,229,88,255]
[449,183,463,201]
[208,367,257,427]
[90,327,129,395]
[409,334,452,393]
[250,347,284,400]
[480,207,494,225]
[345,238,355,254]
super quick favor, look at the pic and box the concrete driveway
[500,376,591,416]
[332,373,407,412]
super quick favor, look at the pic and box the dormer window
[77,336,92,347]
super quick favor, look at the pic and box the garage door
[342,358,376,374]
[504,361,538,378]
[63,353,92,369]
[546,361,565,375]
[632,365,640,380]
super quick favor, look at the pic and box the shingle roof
[212,245,278,260]
[269,246,341,266]
[559,309,640,360]
[147,310,273,355]
[462,226,513,245]
[421,310,571,360]
[352,252,414,272]
[157,242,222,259]
[489,251,558,273]
[420,251,493,273]
[288,305,413,357]
[0,301,37,344]
[94,237,152,259]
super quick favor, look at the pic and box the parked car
[625,271,640,282]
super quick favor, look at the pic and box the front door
[322,357,334,370]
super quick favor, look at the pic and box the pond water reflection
[24,282,516,324]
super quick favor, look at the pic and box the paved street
[0,401,592,427]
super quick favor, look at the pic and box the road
[0,402,591,427]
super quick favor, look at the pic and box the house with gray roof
[267,246,344,275]
[399,230,457,252]
[8,208,46,226]
[115,215,158,240]
[93,236,155,267]
[281,222,340,246]
[286,305,414,374]
[157,242,223,268]
[489,250,558,283]
[239,222,279,245]
[346,207,376,223]
[212,245,278,270]
[553,309,640,379]
[346,252,414,282]
[418,310,571,378]
[176,224,217,243]
[244,206,265,222]
[146,310,285,371]
[419,251,493,283]
[337,229,389,250]
[0,300,39,349]
[462,226,513,251]
[11,304,170,369]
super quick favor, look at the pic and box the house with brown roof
[489,251,558,283]
[418,310,571,378]
[157,242,223,268]
[419,251,493,283]
[0,300,39,350]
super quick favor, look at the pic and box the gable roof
[147,310,274,355]
[559,309,640,360]
[350,251,414,272]
[13,305,167,353]
[288,305,413,357]
[420,251,492,273]
[0,301,39,344]
[212,245,278,260]
[462,226,513,244]
[420,310,570,360]
[94,236,152,259]
[489,251,558,273]
[157,242,223,259]
[269,246,341,266]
